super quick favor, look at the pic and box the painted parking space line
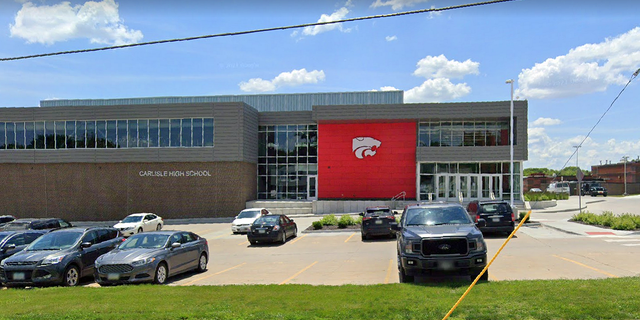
[488,274,499,281]
[384,259,394,284]
[238,240,249,246]
[288,234,308,245]
[279,261,318,285]
[344,233,357,243]
[552,255,618,278]
[181,263,247,286]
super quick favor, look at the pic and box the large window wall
[0,118,214,150]
[418,121,514,147]
[258,125,317,200]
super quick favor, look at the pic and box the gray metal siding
[242,105,259,163]
[39,91,404,112]
[258,111,314,125]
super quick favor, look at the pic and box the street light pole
[506,79,514,207]
[574,145,581,213]
[622,156,629,196]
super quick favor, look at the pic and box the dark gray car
[94,231,208,285]
[0,230,49,263]
[393,203,488,283]
[0,227,122,287]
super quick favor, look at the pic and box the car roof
[128,230,182,236]
[127,213,155,217]
[405,202,464,210]
[475,200,510,205]
[366,206,391,210]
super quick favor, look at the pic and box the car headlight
[123,226,135,230]
[403,239,418,254]
[41,256,64,266]
[473,239,486,252]
[131,257,156,266]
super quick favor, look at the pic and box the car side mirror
[476,219,487,228]
[81,242,92,249]
[359,212,364,216]
[171,242,181,249]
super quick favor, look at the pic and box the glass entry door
[307,175,317,200]
[435,174,500,202]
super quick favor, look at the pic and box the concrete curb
[539,223,582,236]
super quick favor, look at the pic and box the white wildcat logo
[352,137,381,159]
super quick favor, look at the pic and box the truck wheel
[399,267,414,283]
[471,268,489,281]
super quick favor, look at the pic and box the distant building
[591,160,640,195]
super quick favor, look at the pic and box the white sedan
[114,213,164,237]
[231,208,270,234]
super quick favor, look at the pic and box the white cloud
[369,86,400,91]
[370,0,430,11]
[428,5,441,19]
[9,0,143,46]
[413,54,480,79]
[292,7,351,38]
[526,128,640,170]
[239,68,326,92]
[404,78,471,102]
[385,35,397,42]
[517,27,640,99]
[532,117,563,127]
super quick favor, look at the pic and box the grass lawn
[1,277,639,320]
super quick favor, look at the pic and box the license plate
[259,229,266,234]
[375,220,383,224]
[492,218,500,222]
[13,272,25,280]
[439,261,453,270]
[108,273,120,280]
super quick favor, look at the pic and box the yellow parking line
[238,240,249,246]
[384,259,394,284]
[209,233,232,240]
[344,233,356,243]
[279,261,318,285]
[181,262,246,286]
[553,255,618,278]
[288,234,308,245]
[488,274,498,281]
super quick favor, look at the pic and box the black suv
[466,200,515,235]
[1,218,73,231]
[393,203,488,283]
[359,206,396,240]
[0,227,123,287]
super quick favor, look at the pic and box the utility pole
[622,156,629,196]
[574,145,582,213]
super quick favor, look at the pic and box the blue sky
[1,0,639,171]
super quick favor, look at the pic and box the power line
[0,0,514,62]
[557,68,640,173]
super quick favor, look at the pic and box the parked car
[529,188,542,193]
[247,214,297,245]
[0,230,49,262]
[466,200,515,235]
[1,218,73,231]
[231,208,270,234]
[393,203,488,283]
[590,186,608,197]
[95,230,208,285]
[359,206,397,240]
[547,182,570,194]
[0,215,16,228]
[113,213,163,237]
[0,227,123,287]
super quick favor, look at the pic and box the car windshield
[2,222,30,231]
[120,233,169,249]
[479,203,510,214]
[0,233,10,243]
[237,210,261,219]
[253,215,279,225]
[405,207,472,226]
[365,209,391,217]
[122,216,144,223]
[26,231,83,251]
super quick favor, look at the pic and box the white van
[547,182,570,194]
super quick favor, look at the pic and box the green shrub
[611,217,637,230]
[524,191,569,201]
[598,211,616,227]
[320,214,339,226]
[519,211,530,223]
[572,211,640,230]
[312,221,323,230]
[338,220,348,228]
[338,215,356,226]
[355,216,363,225]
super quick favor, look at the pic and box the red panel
[318,122,416,199]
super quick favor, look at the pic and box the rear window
[480,203,511,214]
[365,208,391,216]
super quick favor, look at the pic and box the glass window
[96,121,106,148]
[420,163,435,174]
[170,119,181,147]
[138,120,148,148]
[45,121,55,149]
[159,119,169,147]
[0,122,5,149]
[459,163,479,174]
[440,122,452,147]
[35,122,45,149]
[5,122,15,149]
[149,119,159,147]
[75,121,86,148]
[15,122,25,149]
[128,120,138,148]
[25,122,35,149]
[86,121,96,148]
[106,120,116,148]
[463,122,475,147]
[474,122,486,146]
[203,118,214,147]
[181,118,191,147]
[64,121,75,149]
[451,122,463,147]
[192,118,203,147]
[117,120,127,148]
[55,121,65,149]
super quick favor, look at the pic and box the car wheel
[156,224,162,231]
[249,240,257,245]
[137,227,143,234]
[63,265,80,287]
[154,263,168,284]
[281,230,287,244]
[293,226,298,238]
[399,266,414,283]
[197,253,207,272]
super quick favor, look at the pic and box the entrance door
[480,174,501,200]
[307,175,318,200]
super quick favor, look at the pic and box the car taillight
[511,213,515,222]
[362,216,371,221]
[273,225,280,231]
[475,215,479,223]
[386,215,395,220]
